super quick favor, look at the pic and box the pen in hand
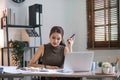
[70,34,75,38]
[67,34,75,44]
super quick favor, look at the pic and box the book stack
[3,8,15,25]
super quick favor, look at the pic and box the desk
[0,66,117,80]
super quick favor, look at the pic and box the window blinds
[87,0,120,49]
[94,0,118,41]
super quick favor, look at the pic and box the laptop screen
[63,51,94,72]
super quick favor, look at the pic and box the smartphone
[70,34,75,38]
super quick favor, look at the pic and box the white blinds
[94,0,118,41]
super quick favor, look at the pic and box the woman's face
[49,32,62,47]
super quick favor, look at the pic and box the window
[87,0,120,49]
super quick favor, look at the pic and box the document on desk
[3,66,24,74]
[2,66,73,74]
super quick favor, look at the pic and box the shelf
[2,47,39,52]
[6,24,41,28]
[2,4,42,66]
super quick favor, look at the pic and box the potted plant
[102,62,113,74]
[12,40,24,68]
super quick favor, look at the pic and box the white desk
[0,66,117,80]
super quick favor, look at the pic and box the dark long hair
[49,26,66,46]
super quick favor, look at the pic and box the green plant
[111,62,116,67]
[98,62,103,67]
[12,40,25,67]
[12,40,24,55]
[102,62,112,68]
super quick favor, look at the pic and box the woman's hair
[49,26,66,46]
[49,26,64,38]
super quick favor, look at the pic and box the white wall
[64,0,87,51]
[1,0,120,67]
[42,0,66,44]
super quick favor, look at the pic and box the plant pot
[102,68,110,74]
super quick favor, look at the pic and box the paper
[3,66,22,74]
[2,66,73,74]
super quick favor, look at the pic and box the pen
[70,34,75,38]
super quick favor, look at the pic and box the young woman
[29,26,80,80]
[29,26,74,69]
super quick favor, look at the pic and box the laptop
[63,51,94,72]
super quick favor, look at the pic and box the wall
[64,0,87,51]
[0,0,120,67]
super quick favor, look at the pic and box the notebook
[63,51,94,72]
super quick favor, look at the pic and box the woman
[29,26,80,80]
[29,26,74,68]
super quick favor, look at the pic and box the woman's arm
[28,45,45,68]
[64,37,75,55]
